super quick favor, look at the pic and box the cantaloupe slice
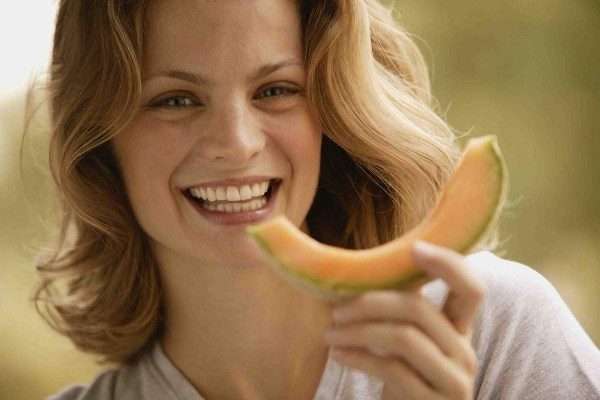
[246,135,508,302]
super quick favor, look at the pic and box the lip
[184,179,281,226]
[184,175,278,191]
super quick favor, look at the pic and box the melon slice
[246,135,508,302]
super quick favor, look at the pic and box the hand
[323,240,485,399]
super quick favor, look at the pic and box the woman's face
[111,0,322,269]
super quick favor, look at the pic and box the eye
[257,86,300,99]
[150,94,199,108]
[148,86,301,109]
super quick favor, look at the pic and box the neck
[157,240,335,399]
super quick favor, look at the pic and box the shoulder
[422,249,575,347]
[463,249,575,336]
[461,253,600,397]
[45,369,119,400]
[465,250,599,347]
[465,250,559,309]
[44,345,173,400]
[422,250,558,314]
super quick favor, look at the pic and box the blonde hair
[25,0,506,367]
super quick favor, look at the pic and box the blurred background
[1,0,598,399]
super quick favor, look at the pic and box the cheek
[112,118,187,232]
[270,108,323,209]
[274,107,322,165]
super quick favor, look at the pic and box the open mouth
[184,178,281,211]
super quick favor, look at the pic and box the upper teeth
[190,180,270,202]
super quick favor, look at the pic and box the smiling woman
[23,0,600,400]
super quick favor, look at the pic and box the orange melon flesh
[246,135,508,301]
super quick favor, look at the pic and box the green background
[1,1,598,399]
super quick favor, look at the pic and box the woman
[33,0,599,399]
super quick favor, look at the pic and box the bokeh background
[1,1,599,399]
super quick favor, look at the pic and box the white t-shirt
[46,251,600,399]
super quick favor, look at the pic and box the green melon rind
[457,135,508,255]
[247,135,508,302]
[409,135,507,257]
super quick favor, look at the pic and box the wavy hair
[25,0,507,367]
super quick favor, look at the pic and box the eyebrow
[142,58,303,86]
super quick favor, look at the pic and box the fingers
[325,321,475,398]
[328,345,445,400]
[323,242,483,400]
[412,241,486,336]
[331,290,476,374]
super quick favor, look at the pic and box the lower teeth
[201,195,268,213]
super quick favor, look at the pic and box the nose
[191,100,266,165]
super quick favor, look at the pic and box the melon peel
[246,135,508,303]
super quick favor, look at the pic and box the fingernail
[413,241,435,262]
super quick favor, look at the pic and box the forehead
[144,0,303,77]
